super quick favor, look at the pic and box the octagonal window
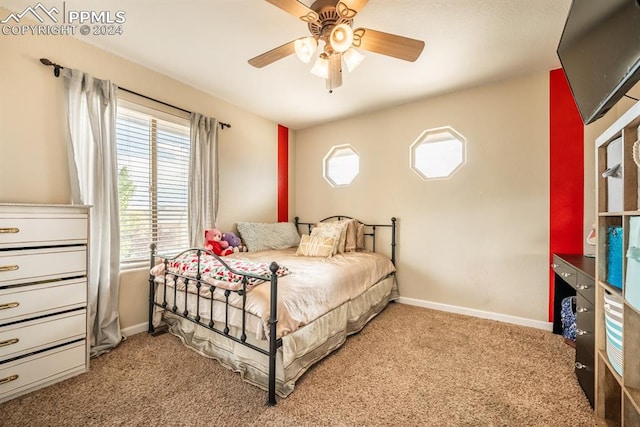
[323,144,359,187]
[410,126,466,180]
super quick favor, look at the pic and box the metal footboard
[148,244,282,405]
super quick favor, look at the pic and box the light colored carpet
[0,303,594,426]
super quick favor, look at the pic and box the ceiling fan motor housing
[307,0,354,42]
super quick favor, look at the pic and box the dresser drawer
[0,247,86,286]
[575,345,594,407]
[0,341,86,402]
[0,279,86,325]
[576,294,595,355]
[0,310,86,362]
[576,272,595,304]
[552,256,577,288]
[0,212,87,249]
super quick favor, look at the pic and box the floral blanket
[150,252,290,292]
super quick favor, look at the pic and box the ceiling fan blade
[248,40,296,68]
[265,0,319,23]
[327,53,343,92]
[353,28,425,62]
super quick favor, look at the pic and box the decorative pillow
[296,234,335,257]
[344,219,358,252]
[310,224,343,255]
[236,222,301,252]
[356,222,365,250]
[314,221,349,253]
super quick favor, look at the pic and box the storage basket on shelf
[607,226,624,289]
[604,291,624,376]
[626,216,640,311]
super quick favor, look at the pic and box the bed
[147,216,398,405]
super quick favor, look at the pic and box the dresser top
[554,253,596,280]
[0,203,91,208]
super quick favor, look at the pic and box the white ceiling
[3,0,572,129]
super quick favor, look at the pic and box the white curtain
[188,113,219,246]
[62,68,123,357]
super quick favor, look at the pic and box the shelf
[624,306,640,394]
[625,299,640,317]
[599,349,623,386]
[596,420,620,427]
[597,351,623,425]
[625,387,640,413]
[599,211,640,216]
[595,100,640,426]
[624,392,640,426]
[599,281,624,297]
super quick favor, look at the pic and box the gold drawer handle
[0,302,19,310]
[0,375,19,385]
[0,265,18,273]
[0,338,19,348]
[0,228,19,234]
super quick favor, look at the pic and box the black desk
[552,253,595,407]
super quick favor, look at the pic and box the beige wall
[294,73,551,322]
[0,17,280,332]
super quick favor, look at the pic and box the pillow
[344,219,358,252]
[356,222,365,250]
[315,221,349,254]
[296,234,335,257]
[236,222,301,252]
[310,224,343,255]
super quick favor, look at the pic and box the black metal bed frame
[148,216,396,406]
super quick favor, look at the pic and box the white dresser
[0,204,89,403]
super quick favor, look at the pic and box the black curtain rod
[39,58,231,130]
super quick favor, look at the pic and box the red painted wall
[278,124,289,222]
[549,68,585,321]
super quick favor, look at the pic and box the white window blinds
[116,101,190,265]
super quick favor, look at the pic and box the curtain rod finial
[40,58,63,77]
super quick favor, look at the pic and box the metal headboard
[294,216,396,265]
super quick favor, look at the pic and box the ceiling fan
[248,0,425,92]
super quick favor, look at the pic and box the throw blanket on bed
[150,253,290,291]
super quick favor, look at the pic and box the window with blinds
[116,101,191,266]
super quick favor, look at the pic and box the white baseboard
[121,322,148,337]
[397,297,553,331]
[121,300,552,336]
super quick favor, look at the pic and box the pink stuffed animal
[204,228,233,256]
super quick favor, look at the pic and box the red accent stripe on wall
[549,68,584,321]
[278,124,289,222]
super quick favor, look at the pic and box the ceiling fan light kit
[250,0,425,92]
[311,53,330,79]
[294,36,318,63]
[329,23,354,52]
[342,47,364,72]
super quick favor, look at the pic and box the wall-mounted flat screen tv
[557,0,640,125]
